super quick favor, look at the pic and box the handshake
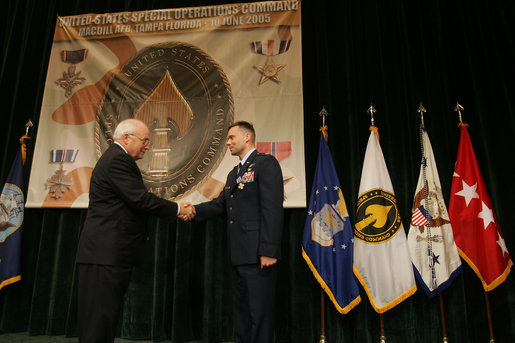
[178,202,196,221]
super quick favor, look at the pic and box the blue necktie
[237,163,244,181]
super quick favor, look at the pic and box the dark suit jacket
[76,143,178,268]
[195,150,284,265]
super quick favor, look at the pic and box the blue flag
[302,133,360,314]
[0,148,25,291]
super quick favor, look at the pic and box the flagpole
[21,119,33,165]
[439,294,449,342]
[380,313,386,343]
[320,106,328,142]
[418,102,426,129]
[417,102,452,343]
[484,292,495,343]
[367,103,377,127]
[418,104,436,286]
[320,290,326,343]
[318,106,328,343]
[454,102,467,127]
[367,103,386,343]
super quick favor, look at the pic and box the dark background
[1,0,514,342]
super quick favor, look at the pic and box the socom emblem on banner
[354,188,402,243]
[95,42,234,200]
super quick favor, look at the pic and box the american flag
[411,206,432,226]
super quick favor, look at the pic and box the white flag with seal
[408,128,462,297]
[353,127,417,313]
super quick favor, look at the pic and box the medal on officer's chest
[237,166,254,190]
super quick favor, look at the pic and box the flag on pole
[0,144,26,291]
[408,128,462,297]
[449,124,512,291]
[353,127,416,313]
[302,132,361,314]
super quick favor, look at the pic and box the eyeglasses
[129,133,150,145]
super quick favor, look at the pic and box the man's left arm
[257,156,284,266]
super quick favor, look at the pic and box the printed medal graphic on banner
[251,26,292,84]
[96,42,233,200]
[45,149,79,199]
[256,141,291,162]
[55,49,88,97]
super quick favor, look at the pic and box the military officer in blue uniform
[191,121,284,343]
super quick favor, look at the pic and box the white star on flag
[455,180,479,206]
[478,201,495,230]
[496,231,509,257]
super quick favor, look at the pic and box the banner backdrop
[26,1,305,208]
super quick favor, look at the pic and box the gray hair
[113,119,141,140]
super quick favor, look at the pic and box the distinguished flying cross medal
[251,39,291,84]
[55,49,88,97]
[45,149,78,198]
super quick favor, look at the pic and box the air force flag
[302,133,360,314]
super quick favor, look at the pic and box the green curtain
[1,0,514,342]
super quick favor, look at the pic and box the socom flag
[408,128,462,297]
[449,124,512,291]
[353,127,416,313]
[0,148,25,291]
[302,132,361,314]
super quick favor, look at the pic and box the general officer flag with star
[449,124,512,291]
[302,132,360,314]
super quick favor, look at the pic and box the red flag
[449,124,512,291]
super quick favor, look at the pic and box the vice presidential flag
[353,127,416,313]
[302,132,361,314]
[408,128,462,297]
[449,124,512,291]
[0,148,25,291]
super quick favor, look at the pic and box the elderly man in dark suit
[186,121,284,343]
[76,118,193,343]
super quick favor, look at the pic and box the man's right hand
[178,202,196,221]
